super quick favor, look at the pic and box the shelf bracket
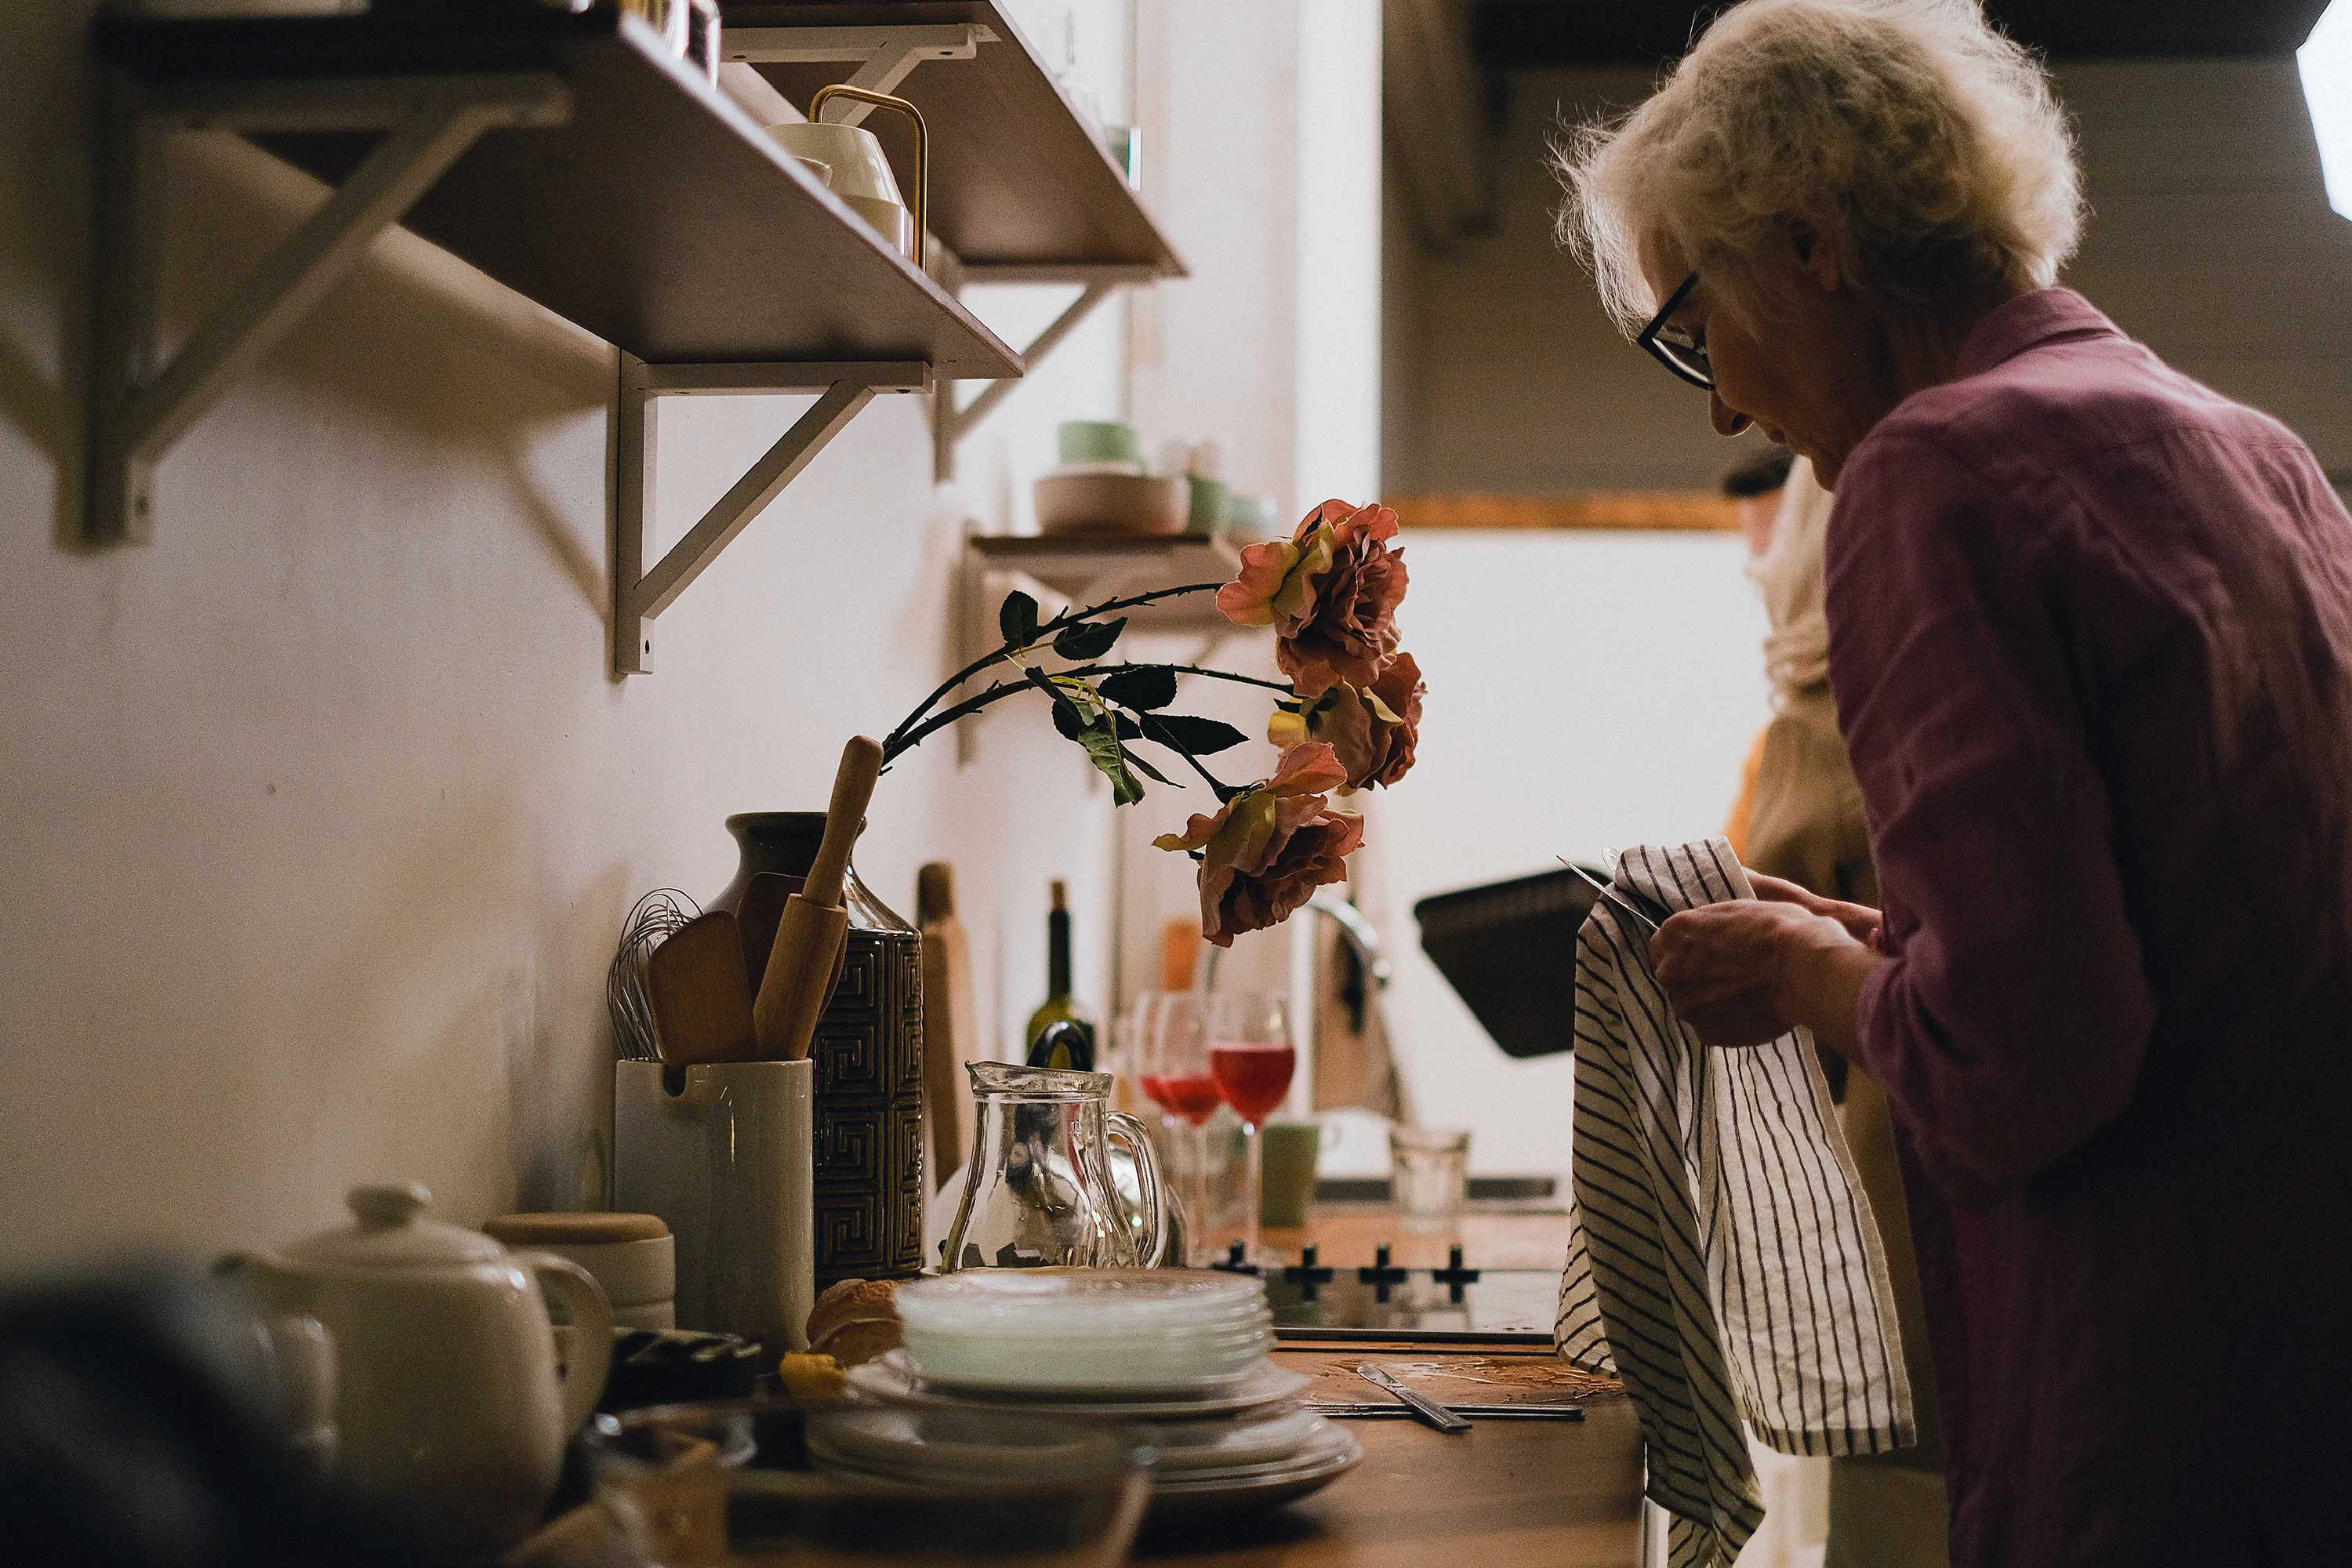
[85,67,572,546]
[613,355,931,677]
[931,263,1163,482]
[723,24,996,126]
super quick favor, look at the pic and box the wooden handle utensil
[645,910,760,1067]
[753,737,884,1061]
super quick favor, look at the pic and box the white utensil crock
[615,1059,815,1352]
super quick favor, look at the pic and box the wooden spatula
[754,737,884,1061]
[645,910,759,1067]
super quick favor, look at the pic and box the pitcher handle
[1106,1112,1168,1268]
[521,1252,614,1434]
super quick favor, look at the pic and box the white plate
[1122,1407,1330,1473]
[896,1269,1268,1338]
[900,1326,1274,1388]
[1143,1428,1363,1518]
[850,1351,1310,1418]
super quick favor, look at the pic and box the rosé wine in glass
[1208,1044,1296,1124]
[1142,1072,1224,1127]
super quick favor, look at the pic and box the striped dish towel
[1555,839,1914,1568]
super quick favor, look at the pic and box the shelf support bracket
[613,356,932,677]
[723,24,995,126]
[85,67,572,546]
[931,264,1163,482]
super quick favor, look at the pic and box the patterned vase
[710,813,925,1286]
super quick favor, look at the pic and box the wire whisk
[608,888,701,1062]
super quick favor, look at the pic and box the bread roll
[804,1277,903,1367]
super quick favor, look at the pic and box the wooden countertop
[1134,1345,1643,1568]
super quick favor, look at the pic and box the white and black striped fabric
[1556,839,1915,1568]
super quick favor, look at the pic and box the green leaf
[1098,665,1179,712]
[1054,618,1127,661]
[999,590,1040,647]
[1076,720,1145,805]
[1025,666,1085,739]
[1139,713,1250,756]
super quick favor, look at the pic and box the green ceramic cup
[1185,474,1230,536]
[1258,1120,1323,1229]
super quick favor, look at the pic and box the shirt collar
[1955,288,2122,378]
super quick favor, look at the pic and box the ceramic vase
[712,812,927,1287]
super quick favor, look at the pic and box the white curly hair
[1555,0,2083,332]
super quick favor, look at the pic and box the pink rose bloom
[1152,743,1367,947]
[1269,652,1425,792]
[1218,499,1408,699]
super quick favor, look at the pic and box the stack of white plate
[851,1269,1360,1515]
[896,1269,1273,1392]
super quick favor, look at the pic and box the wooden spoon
[753,737,885,1061]
[645,910,759,1067]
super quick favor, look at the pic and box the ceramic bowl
[1035,473,1189,536]
[1058,420,1142,466]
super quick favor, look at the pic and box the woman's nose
[1711,393,1753,437]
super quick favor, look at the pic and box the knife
[1355,1363,1472,1432]
[1308,1399,1584,1421]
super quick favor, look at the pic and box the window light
[2302,0,2352,219]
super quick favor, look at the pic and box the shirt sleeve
[1828,433,2158,1203]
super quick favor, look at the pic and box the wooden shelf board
[94,9,1021,376]
[970,534,1247,633]
[723,1,1185,275]
[1392,491,1740,532]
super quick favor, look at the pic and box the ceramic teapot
[227,1181,613,1552]
[766,83,929,266]
[944,1062,1167,1270]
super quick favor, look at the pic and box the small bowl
[1035,472,1189,536]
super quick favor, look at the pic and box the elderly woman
[1560,2,2352,1566]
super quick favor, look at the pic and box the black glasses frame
[1637,270,1713,390]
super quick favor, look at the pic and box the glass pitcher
[943,1063,1167,1271]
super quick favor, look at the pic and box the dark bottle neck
[1047,906,1072,997]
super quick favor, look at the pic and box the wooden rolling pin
[918,862,980,1185]
[753,736,884,1060]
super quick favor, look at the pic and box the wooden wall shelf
[91,8,1018,374]
[723,1,1184,274]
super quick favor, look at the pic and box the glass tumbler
[1389,1126,1471,1235]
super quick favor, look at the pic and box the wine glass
[1204,991,1295,1267]
[1133,993,1217,1265]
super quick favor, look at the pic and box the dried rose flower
[1218,499,1408,698]
[1268,652,1425,792]
[1152,743,1367,947]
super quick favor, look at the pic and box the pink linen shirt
[1826,289,2352,1567]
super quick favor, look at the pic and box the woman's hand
[1648,894,1883,1053]
[1746,871,1883,949]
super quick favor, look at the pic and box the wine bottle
[1025,880,1096,1069]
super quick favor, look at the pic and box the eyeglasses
[1637,270,1714,390]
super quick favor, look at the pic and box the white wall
[0,0,1174,1275]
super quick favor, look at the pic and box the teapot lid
[285,1181,507,1271]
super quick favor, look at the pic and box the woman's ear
[1787,218,1844,292]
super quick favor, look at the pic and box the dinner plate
[1120,1406,1329,1473]
[900,1324,1275,1388]
[1142,1427,1363,1518]
[850,1351,1310,1418]
[896,1269,1268,1337]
